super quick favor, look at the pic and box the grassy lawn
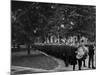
[11,45,80,74]
[11,54,59,70]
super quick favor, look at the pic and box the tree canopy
[11,1,96,45]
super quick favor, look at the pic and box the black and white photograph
[11,0,96,74]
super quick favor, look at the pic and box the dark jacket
[88,45,94,56]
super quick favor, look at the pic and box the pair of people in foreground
[72,44,95,70]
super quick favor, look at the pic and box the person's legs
[73,65,76,70]
[83,59,86,67]
[91,55,95,69]
[88,56,91,68]
[78,59,82,70]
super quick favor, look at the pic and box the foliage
[11,1,96,45]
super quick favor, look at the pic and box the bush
[33,45,77,66]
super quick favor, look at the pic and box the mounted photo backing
[11,0,96,75]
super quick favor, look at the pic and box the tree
[12,1,96,48]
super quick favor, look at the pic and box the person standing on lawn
[88,44,95,69]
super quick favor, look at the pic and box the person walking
[76,44,88,70]
[82,45,89,67]
[72,47,77,70]
[69,47,77,71]
[88,44,95,69]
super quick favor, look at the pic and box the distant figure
[88,44,95,69]
[76,45,88,70]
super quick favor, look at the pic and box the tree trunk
[27,44,31,55]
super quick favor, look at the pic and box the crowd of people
[70,43,96,70]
